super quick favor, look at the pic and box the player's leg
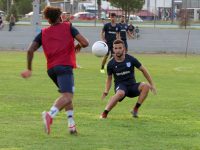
[100,43,112,73]
[100,54,109,73]
[62,74,77,134]
[123,40,128,53]
[100,84,127,119]
[132,82,150,118]
[42,66,75,134]
[100,90,125,118]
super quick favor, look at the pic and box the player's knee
[140,82,150,92]
[143,83,150,92]
[116,90,125,98]
[62,93,73,105]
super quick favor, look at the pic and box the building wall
[182,0,200,8]
[143,0,172,12]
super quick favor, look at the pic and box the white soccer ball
[92,41,108,57]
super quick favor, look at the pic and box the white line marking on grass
[174,67,194,72]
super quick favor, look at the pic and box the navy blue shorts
[115,83,141,102]
[47,65,74,93]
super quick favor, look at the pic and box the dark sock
[134,103,141,112]
[103,110,109,115]
[101,65,104,70]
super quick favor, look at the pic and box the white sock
[48,106,59,118]
[66,110,75,126]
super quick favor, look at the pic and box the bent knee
[140,82,150,91]
[62,93,73,104]
[116,90,125,98]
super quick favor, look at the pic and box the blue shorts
[115,83,141,102]
[47,66,74,93]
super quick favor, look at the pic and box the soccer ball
[92,41,108,57]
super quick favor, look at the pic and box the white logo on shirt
[126,62,131,67]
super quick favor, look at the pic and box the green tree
[15,0,32,15]
[109,0,144,22]
[0,0,9,13]
[6,3,18,22]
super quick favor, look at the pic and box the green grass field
[0,51,200,150]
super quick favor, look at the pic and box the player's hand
[75,43,82,53]
[101,92,108,100]
[150,85,157,95]
[21,70,32,78]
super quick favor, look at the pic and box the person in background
[8,14,15,31]
[61,12,71,22]
[0,16,4,30]
[100,13,121,74]
[119,15,132,52]
[127,21,135,39]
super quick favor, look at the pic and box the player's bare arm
[138,66,157,94]
[116,32,121,40]
[21,41,39,78]
[101,75,112,100]
[127,31,134,39]
[74,34,89,53]
[27,41,40,70]
[101,30,106,42]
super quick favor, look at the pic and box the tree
[6,3,18,22]
[0,0,7,12]
[109,0,144,22]
[15,0,32,15]
[178,9,190,29]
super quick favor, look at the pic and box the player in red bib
[21,6,89,135]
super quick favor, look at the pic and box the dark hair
[110,13,116,17]
[43,6,62,24]
[113,39,124,45]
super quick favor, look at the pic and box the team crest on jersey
[126,62,131,67]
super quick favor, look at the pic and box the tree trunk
[97,0,101,19]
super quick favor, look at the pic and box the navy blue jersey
[34,24,79,47]
[103,22,121,44]
[107,54,142,86]
[119,23,128,40]
[128,25,135,32]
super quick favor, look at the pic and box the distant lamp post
[95,0,97,26]
[46,0,50,6]
[64,0,67,12]
[7,0,9,13]
[171,0,174,24]
[154,0,157,28]
[70,0,74,14]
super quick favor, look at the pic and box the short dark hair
[110,13,116,17]
[113,39,124,46]
[43,6,62,24]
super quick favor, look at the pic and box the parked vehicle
[72,12,96,20]
[0,10,5,16]
[129,15,143,22]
